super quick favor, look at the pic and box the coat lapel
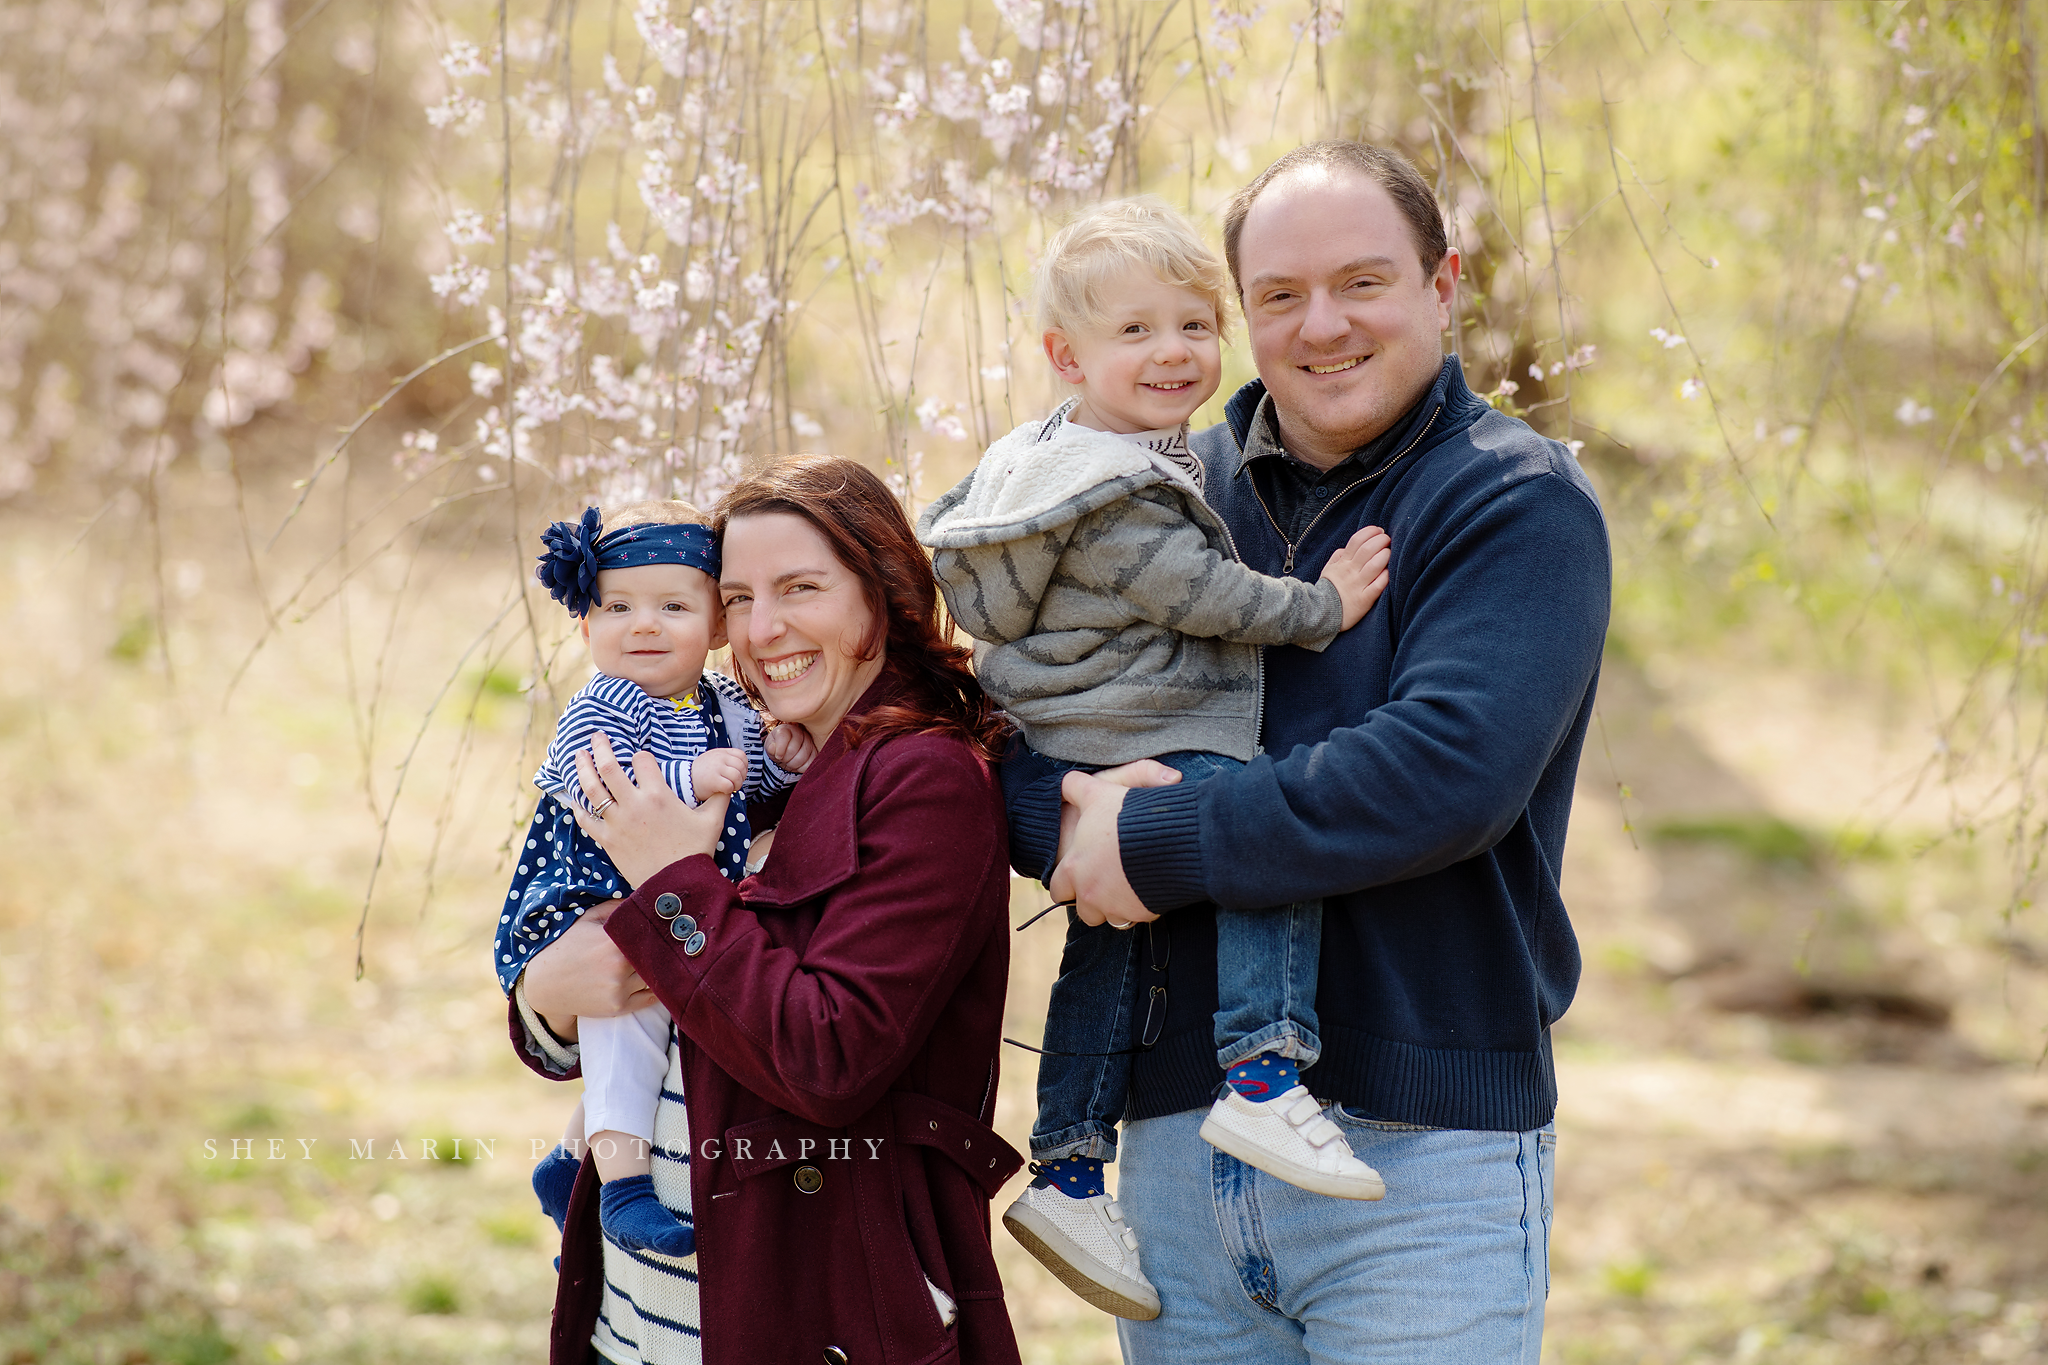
[734,674,902,908]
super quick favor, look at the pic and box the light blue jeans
[1115,1105,1555,1364]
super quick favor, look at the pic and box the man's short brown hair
[1222,141,1448,290]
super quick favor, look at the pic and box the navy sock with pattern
[1030,1156,1107,1199]
[598,1173,697,1257]
[1226,1051,1299,1101]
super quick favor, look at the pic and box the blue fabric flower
[535,508,721,617]
[536,507,605,615]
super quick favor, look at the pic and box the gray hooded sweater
[916,411,1343,766]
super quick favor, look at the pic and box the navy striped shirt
[495,670,794,992]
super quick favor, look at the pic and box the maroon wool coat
[511,683,1024,1365]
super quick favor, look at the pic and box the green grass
[1602,1258,1657,1301]
[479,1209,541,1248]
[109,613,155,664]
[470,665,528,700]
[1648,814,1905,870]
[404,1275,461,1316]
[1650,815,1823,868]
[152,1324,239,1365]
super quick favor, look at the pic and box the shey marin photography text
[199,1136,893,1162]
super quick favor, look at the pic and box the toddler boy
[917,198,1392,1321]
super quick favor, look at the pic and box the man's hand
[1320,524,1392,630]
[690,748,748,802]
[1049,766,1179,927]
[765,722,819,774]
[1053,759,1183,871]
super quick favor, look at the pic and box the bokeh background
[4,1,2048,1360]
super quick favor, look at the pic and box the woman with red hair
[513,457,1022,1365]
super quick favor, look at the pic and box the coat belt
[724,1093,1023,1198]
[890,1091,1024,1197]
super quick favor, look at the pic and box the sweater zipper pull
[1282,543,1296,575]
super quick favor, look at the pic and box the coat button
[683,930,707,957]
[793,1164,824,1194]
[654,893,682,919]
[669,914,698,941]
[822,1349,849,1365]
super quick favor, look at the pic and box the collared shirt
[1240,383,1438,543]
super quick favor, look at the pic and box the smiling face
[718,511,887,747]
[580,562,727,699]
[1236,167,1460,469]
[1043,266,1223,434]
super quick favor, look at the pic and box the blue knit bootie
[598,1174,697,1257]
[531,1144,582,1232]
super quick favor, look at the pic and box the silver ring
[589,797,616,817]
[1109,919,1135,931]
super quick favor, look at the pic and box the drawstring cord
[1003,908,1169,1058]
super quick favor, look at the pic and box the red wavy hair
[713,456,1011,761]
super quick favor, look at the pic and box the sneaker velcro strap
[1302,1115,1347,1149]
[1281,1092,1323,1125]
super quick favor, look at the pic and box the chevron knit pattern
[916,415,1344,766]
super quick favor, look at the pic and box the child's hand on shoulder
[1321,525,1392,631]
[765,722,818,774]
[691,748,748,801]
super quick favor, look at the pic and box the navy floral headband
[535,507,721,616]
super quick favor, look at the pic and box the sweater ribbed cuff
[1008,781,1065,885]
[1117,781,1207,912]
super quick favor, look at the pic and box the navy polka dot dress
[494,672,797,994]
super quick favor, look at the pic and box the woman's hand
[571,731,731,887]
[521,901,653,1040]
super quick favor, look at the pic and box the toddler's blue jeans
[1029,749,1322,1163]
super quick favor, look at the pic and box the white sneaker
[1001,1181,1162,1320]
[1199,1085,1388,1200]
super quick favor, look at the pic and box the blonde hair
[600,498,707,534]
[1035,197,1232,337]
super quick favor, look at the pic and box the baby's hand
[1320,525,1392,631]
[691,748,748,802]
[766,723,818,774]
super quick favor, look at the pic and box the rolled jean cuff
[1216,1021,1322,1071]
[1029,1119,1120,1164]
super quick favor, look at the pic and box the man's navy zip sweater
[1001,355,1612,1131]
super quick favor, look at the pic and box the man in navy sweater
[1004,142,1610,1361]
